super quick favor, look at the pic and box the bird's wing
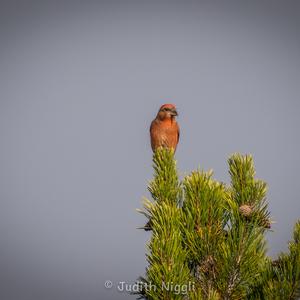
[176,122,180,144]
[150,119,158,151]
[150,119,156,136]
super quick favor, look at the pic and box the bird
[150,104,180,152]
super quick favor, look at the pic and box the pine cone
[199,255,215,275]
[239,204,253,217]
[271,258,281,267]
[143,220,152,231]
[261,218,271,229]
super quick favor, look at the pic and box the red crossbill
[150,104,180,152]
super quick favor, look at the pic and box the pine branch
[137,149,191,299]
[247,220,300,299]
[148,148,181,206]
[181,170,227,298]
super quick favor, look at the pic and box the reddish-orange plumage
[150,104,180,152]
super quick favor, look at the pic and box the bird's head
[157,103,178,120]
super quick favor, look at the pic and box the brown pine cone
[239,204,253,217]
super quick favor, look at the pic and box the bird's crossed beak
[170,109,178,116]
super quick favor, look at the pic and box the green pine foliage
[137,149,300,300]
[248,221,300,299]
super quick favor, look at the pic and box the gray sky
[0,0,299,299]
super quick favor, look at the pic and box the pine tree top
[137,149,300,300]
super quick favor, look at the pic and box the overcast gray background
[0,0,299,299]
